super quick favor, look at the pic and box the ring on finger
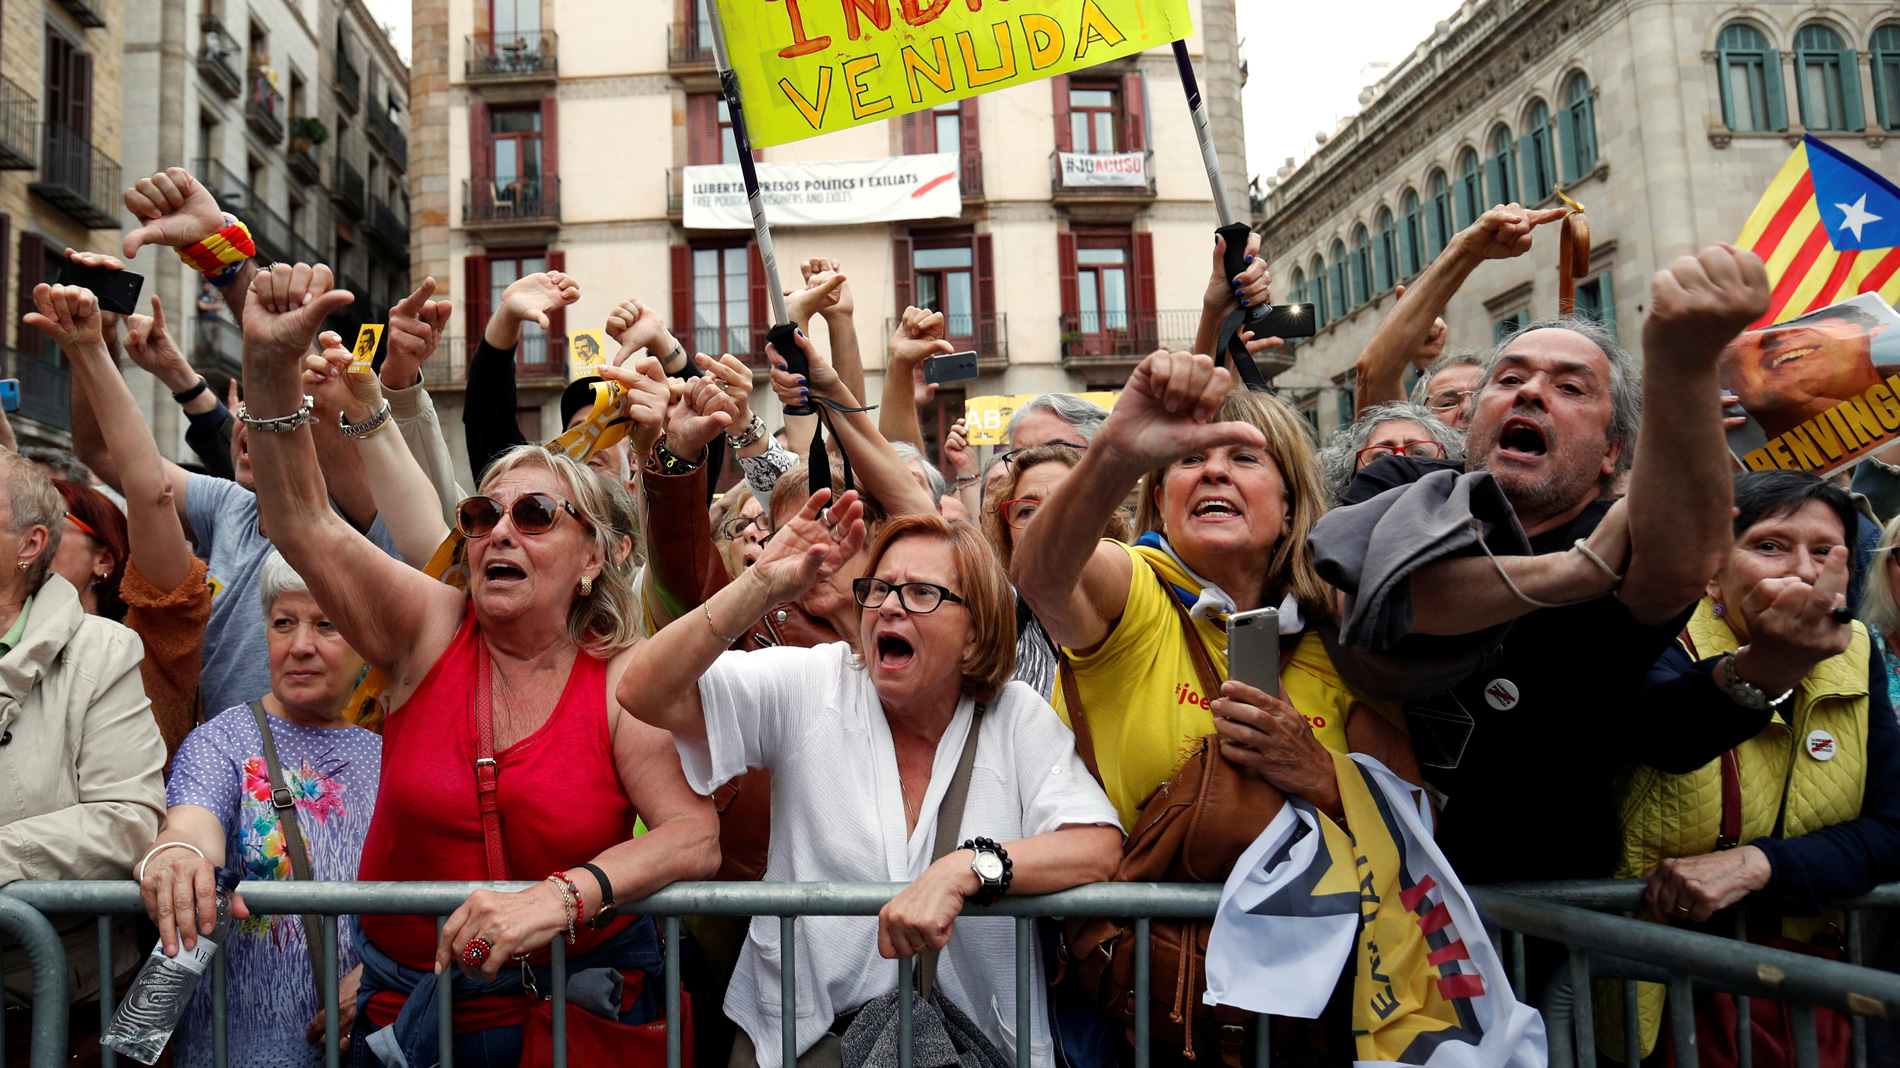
[462,936,492,966]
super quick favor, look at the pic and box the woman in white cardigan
[619,497,1122,1068]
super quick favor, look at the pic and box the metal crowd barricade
[2,879,1898,1068]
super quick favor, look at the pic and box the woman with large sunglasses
[620,505,1122,1068]
[235,263,719,1068]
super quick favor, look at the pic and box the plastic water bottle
[102,866,241,1064]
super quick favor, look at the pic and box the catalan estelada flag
[1739,135,1900,328]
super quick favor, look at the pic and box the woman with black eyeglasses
[620,507,1122,1068]
[237,262,718,1068]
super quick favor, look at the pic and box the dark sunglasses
[852,577,966,614]
[455,493,584,539]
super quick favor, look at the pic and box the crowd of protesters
[0,163,1896,1068]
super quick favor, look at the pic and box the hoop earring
[578,576,594,597]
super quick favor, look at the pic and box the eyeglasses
[718,513,767,542]
[997,442,1087,471]
[1355,440,1447,466]
[1425,389,1476,412]
[852,577,967,614]
[999,498,1043,530]
[455,493,584,539]
[65,513,102,541]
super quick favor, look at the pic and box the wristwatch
[1721,651,1793,711]
[577,862,618,929]
[961,837,1012,905]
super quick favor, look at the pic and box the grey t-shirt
[186,475,399,717]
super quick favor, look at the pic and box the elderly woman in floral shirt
[137,552,381,1066]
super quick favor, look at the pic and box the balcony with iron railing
[50,0,103,28]
[0,78,37,170]
[193,318,243,380]
[1048,149,1156,199]
[464,176,560,235]
[12,348,71,430]
[332,155,365,219]
[246,69,285,143]
[668,22,713,69]
[1056,308,1296,378]
[684,325,770,368]
[196,17,242,98]
[367,193,408,258]
[30,126,120,229]
[366,105,407,171]
[422,334,569,389]
[334,43,361,111]
[288,138,321,185]
[883,313,1008,369]
[194,158,322,266]
[958,148,983,200]
[466,31,557,82]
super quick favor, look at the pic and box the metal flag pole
[1171,40,1269,390]
[706,1,810,413]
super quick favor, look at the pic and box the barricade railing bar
[2,880,1896,1068]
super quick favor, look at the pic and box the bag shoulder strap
[1717,748,1743,850]
[1056,654,1102,787]
[1156,570,1223,703]
[247,699,328,998]
[919,700,987,1001]
[473,639,508,881]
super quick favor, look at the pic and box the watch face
[973,852,1005,881]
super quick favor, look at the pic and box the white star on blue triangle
[1806,135,1900,250]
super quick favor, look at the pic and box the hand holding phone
[1226,607,1281,699]
[923,350,979,386]
[56,260,145,316]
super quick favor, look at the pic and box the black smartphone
[923,350,980,386]
[1250,303,1317,340]
[55,260,144,316]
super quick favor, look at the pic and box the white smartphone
[1226,607,1281,699]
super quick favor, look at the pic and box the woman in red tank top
[242,276,718,1068]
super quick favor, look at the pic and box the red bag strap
[473,639,508,881]
[1717,748,1743,851]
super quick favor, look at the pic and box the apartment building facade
[0,0,126,446]
[409,0,1248,489]
[1252,0,1900,440]
[121,0,408,457]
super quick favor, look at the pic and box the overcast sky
[1233,0,1450,186]
[361,0,1448,181]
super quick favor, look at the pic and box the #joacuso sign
[710,0,1194,148]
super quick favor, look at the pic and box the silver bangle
[235,396,318,433]
[339,399,394,438]
[726,413,767,449]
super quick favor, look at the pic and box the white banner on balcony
[682,153,961,229]
[1059,152,1148,187]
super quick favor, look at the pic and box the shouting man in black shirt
[1324,237,1772,887]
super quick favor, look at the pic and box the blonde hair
[861,514,1016,701]
[474,446,643,656]
[1866,514,1900,640]
[1132,389,1333,623]
[981,445,1131,568]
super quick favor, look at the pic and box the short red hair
[860,513,1015,701]
[55,479,127,617]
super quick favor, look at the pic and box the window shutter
[1057,231,1078,320]
[72,49,92,139]
[747,241,767,357]
[1842,51,1867,130]
[543,250,567,366]
[1765,51,1789,130]
[1556,103,1578,183]
[1052,76,1072,153]
[1132,231,1156,349]
[1483,157,1504,210]
[14,230,38,358]
[1122,72,1145,152]
[1595,271,1615,340]
[973,233,995,355]
[1874,53,1891,130]
[469,99,492,202]
[687,94,715,166]
[464,254,489,352]
[1717,50,1739,129]
[1517,134,1538,200]
[539,97,560,181]
[671,244,694,352]
[959,97,980,194]
[892,233,914,310]
[901,111,924,154]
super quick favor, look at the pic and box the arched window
[1374,207,1397,291]
[1455,148,1483,228]
[1427,170,1452,259]
[1486,124,1518,207]
[1328,240,1348,319]
[1718,24,1787,132]
[1289,266,1307,309]
[1309,255,1329,327]
[1399,189,1424,276]
[1349,224,1372,305]
[1523,100,1557,200]
[1794,24,1863,131]
[1560,73,1599,180]
[1874,25,1900,130]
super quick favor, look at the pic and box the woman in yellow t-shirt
[1012,349,1419,829]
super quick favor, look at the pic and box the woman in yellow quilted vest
[1604,470,1900,1063]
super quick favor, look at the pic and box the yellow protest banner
[964,392,1119,446]
[710,0,1193,148]
[568,329,608,379]
[349,324,384,374]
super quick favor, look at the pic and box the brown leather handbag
[1059,571,1288,1067]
